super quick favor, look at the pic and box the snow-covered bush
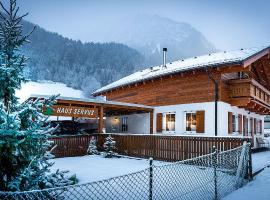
[87,136,99,155]
[103,135,118,158]
[0,0,75,191]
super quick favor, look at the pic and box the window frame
[244,116,249,136]
[185,112,197,134]
[120,117,128,132]
[164,113,176,133]
[232,114,238,133]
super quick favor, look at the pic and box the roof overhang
[92,61,242,96]
[28,94,154,118]
[93,46,270,96]
[243,47,270,68]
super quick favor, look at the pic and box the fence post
[248,142,253,181]
[149,157,153,200]
[213,146,218,200]
[235,141,247,188]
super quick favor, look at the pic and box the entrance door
[164,113,176,134]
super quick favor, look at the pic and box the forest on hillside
[22,21,144,96]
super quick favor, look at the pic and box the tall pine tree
[0,0,73,191]
[0,0,31,111]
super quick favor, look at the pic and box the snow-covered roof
[93,46,270,95]
[29,94,154,109]
[16,81,84,103]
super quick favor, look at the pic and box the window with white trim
[186,112,196,132]
[165,113,175,131]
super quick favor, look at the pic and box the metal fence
[0,143,251,200]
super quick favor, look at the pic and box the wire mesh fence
[0,143,251,200]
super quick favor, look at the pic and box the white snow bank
[15,80,84,102]
[252,150,270,173]
[223,167,270,200]
[50,155,162,184]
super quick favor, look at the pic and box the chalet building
[93,46,270,146]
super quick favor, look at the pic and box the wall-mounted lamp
[114,117,120,124]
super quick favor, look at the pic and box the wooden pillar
[72,117,75,133]
[150,111,153,134]
[98,106,104,133]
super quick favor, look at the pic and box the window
[249,118,253,134]
[243,116,248,136]
[237,72,248,79]
[254,118,257,134]
[166,113,175,131]
[232,114,237,132]
[121,117,128,132]
[256,119,262,134]
[186,113,196,132]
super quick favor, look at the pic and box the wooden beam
[250,99,270,110]
[251,63,261,82]
[243,48,269,67]
[218,64,247,74]
[98,106,104,133]
[260,60,270,89]
[229,97,250,107]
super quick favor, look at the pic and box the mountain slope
[21,20,144,96]
[104,15,216,65]
[20,15,216,96]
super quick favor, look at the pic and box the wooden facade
[95,51,270,116]
[51,134,250,161]
[101,70,216,106]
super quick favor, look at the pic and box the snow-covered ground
[223,167,270,200]
[50,155,235,199]
[15,80,84,102]
[252,150,270,173]
[223,150,270,200]
[50,155,161,184]
[51,150,270,184]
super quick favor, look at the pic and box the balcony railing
[229,78,270,108]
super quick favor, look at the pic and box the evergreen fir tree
[87,136,99,155]
[103,135,118,158]
[0,0,73,191]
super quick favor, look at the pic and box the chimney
[163,48,167,68]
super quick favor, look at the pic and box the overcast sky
[13,0,270,50]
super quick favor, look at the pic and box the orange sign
[44,105,98,118]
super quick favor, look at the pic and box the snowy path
[252,150,270,173]
[223,150,270,200]
[223,167,270,200]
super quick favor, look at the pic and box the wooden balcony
[229,79,270,114]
